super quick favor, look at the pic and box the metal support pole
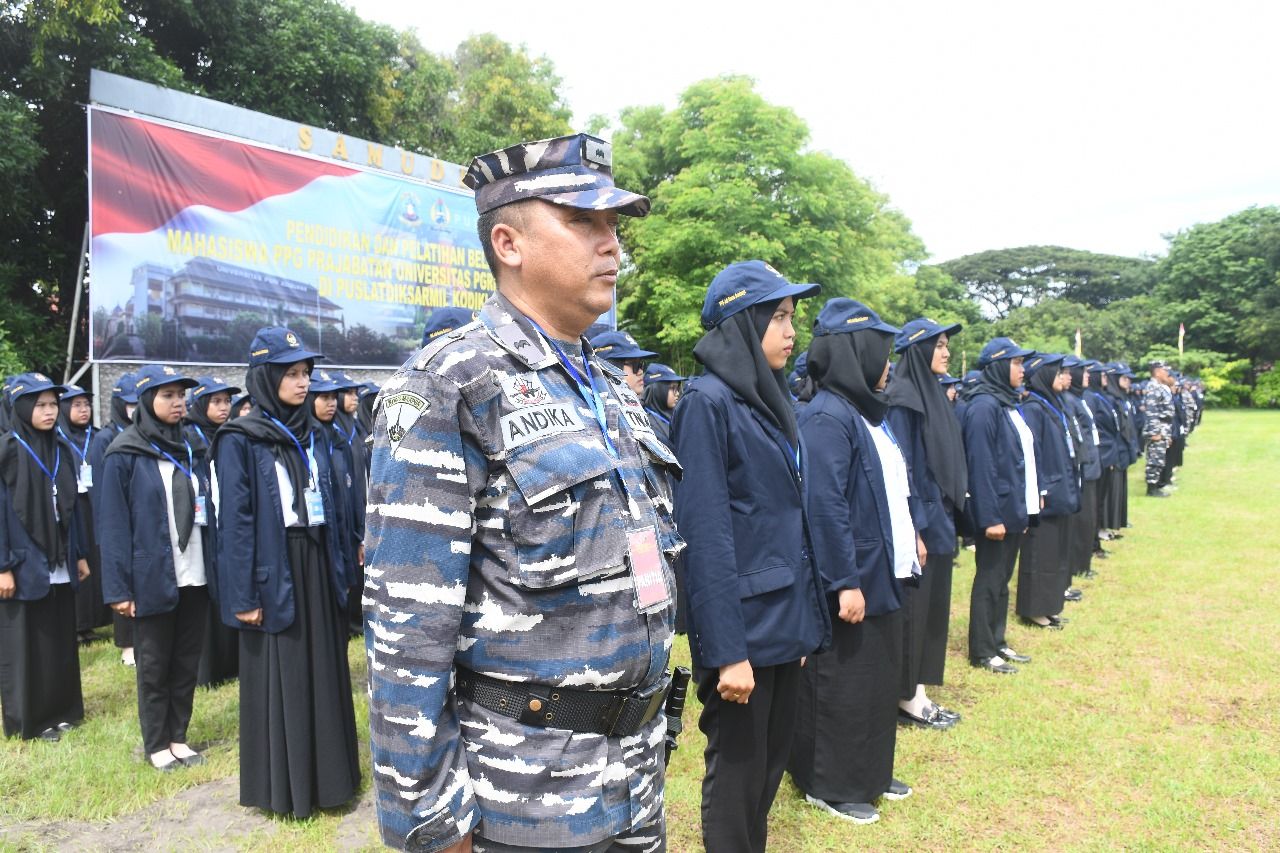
[63,221,90,382]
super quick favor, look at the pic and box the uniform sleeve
[671,389,748,669]
[212,434,260,615]
[364,371,485,852]
[801,411,862,594]
[97,454,135,605]
[962,402,1003,531]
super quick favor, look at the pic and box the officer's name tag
[78,461,92,493]
[303,487,326,526]
[193,494,208,527]
[628,526,670,613]
[500,404,585,450]
[622,406,655,437]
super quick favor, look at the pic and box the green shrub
[1251,369,1280,408]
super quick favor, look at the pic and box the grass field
[3,410,1278,851]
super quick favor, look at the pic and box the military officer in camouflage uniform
[1142,360,1176,497]
[363,134,681,853]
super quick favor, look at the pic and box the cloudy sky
[350,0,1280,263]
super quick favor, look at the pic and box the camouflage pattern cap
[463,133,651,217]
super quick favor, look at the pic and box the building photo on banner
[86,70,516,370]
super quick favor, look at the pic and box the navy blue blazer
[1021,395,1080,518]
[97,451,217,616]
[961,393,1030,532]
[211,430,349,634]
[87,424,124,518]
[671,373,830,671]
[316,424,360,583]
[802,392,906,618]
[885,405,957,558]
[1087,392,1122,469]
[0,480,84,601]
[1064,392,1103,482]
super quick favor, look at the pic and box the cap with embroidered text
[6,372,67,403]
[590,330,657,361]
[894,317,963,352]
[977,337,1035,368]
[812,298,899,337]
[701,261,821,330]
[643,363,685,387]
[420,307,475,347]
[248,326,323,367]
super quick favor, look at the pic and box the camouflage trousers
[1145,436,1169,484]
[472,813,665,853]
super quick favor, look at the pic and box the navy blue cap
[812,298,899,337]
[977,337,1035,368]
[420,307,475,347]
[247,326,323,367]
[962,370,982,387]
[1024,352,1066,377]
[133,364,198,396]
[359,381,380,397]
[701,261,820,330]
[112,372,139,404]
[325,370,365,391]
[1115,361,1136,377]
[230,391,252,409]
[6,372,67,403]
[895,317,963,353]
[60,384,90,400]
[643,363,685,386]
[939,374,963,387]
[590,330,657,361]
[308,368,343,394]
[190,376,240,401]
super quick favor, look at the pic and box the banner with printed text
[89,106,491,366]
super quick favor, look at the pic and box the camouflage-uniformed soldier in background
[363,134,680,853]
[1142,360,1176,497]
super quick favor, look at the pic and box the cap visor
[545,187,651,217]
[763,281,822,305]
[267,348,324,364]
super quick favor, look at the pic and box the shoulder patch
[384,391,430,459]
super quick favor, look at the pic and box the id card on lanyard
[150,440,207,527]
[263,412,325,526]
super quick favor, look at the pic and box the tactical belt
[455,666,667,737]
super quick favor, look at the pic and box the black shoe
[1019,616,1063,631]
[805,794,879,824]
[1110,532,1124,540]
[1146,484,1169,497]
[883,778,913,801]
[1093,549,1110,560]
[1064,588,1084,602]
[933,705,963,722]
[1047,615,1068,626]
[1076,569,1098,580]
[55,721,76,733]
[998,646,1031,663]
[175,752,206,767]
[973,657,1018,674]
[38,727,60,742]
[898,706,955,730]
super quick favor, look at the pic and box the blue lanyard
[12,435,60,493]
[526,320,619,458]
[57,425,92,463]
[332,421,355,447]
[1028,392,1076,458]
[148,440,196,482]
[645,407,671,427]
[262,412,317,487]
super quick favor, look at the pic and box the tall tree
[603,75,925,373]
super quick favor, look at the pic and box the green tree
[1156,206,1280,362]
[602,76,924,374]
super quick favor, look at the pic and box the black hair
[478,203,527,277]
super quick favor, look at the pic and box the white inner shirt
[157,459,206,587]
[1007,408,1040,517]
[863,415,920,580]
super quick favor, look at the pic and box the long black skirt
[1103,466,1127,530]
[1067,479,1099,577]
[919,552,954,686]
[1117,470,1130,528]
[196,597,239,688]
[1097,468,1114,532]
[239,530,360,818]
[790,608,902,804]
[0,584,84,739]
[76,533,110,634]
[1016,515,1069,619]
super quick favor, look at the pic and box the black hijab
[184,393,221,452]
[884,337,968,505]
[57,393,94,463]
[1068,364,1088,395]
[641,382,676,423]
[693,301,798,446]
[970,359,1021,407]
[216,360,315,527]
[1,394,78,565]
[108,384,197,551]
[334,388,359,439]
[109,393,133,432]
[808,328,894,426]
[356,389,376,437]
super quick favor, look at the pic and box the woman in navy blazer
[788,299,921,826]
[211,327,359,819]
[89,372,139,665]
[0,374,88,741]
[672,261,829,853]
[1015,355,1080,630]
[99,365,214,771]
[963,338,1040,674]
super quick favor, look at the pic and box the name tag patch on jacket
[501,372,551,408]
[501,404,586,449]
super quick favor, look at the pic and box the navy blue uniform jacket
[1064,392,1103,482]
[885,405,958,558]
[803,391,907,618]
[671,373,830,671]
[211,431,350,634]
[1087,392,1122,469]
[1021,396,1080,518]
[0,481,84,601]
[961,393,1030,532]
[97,451,217,616]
